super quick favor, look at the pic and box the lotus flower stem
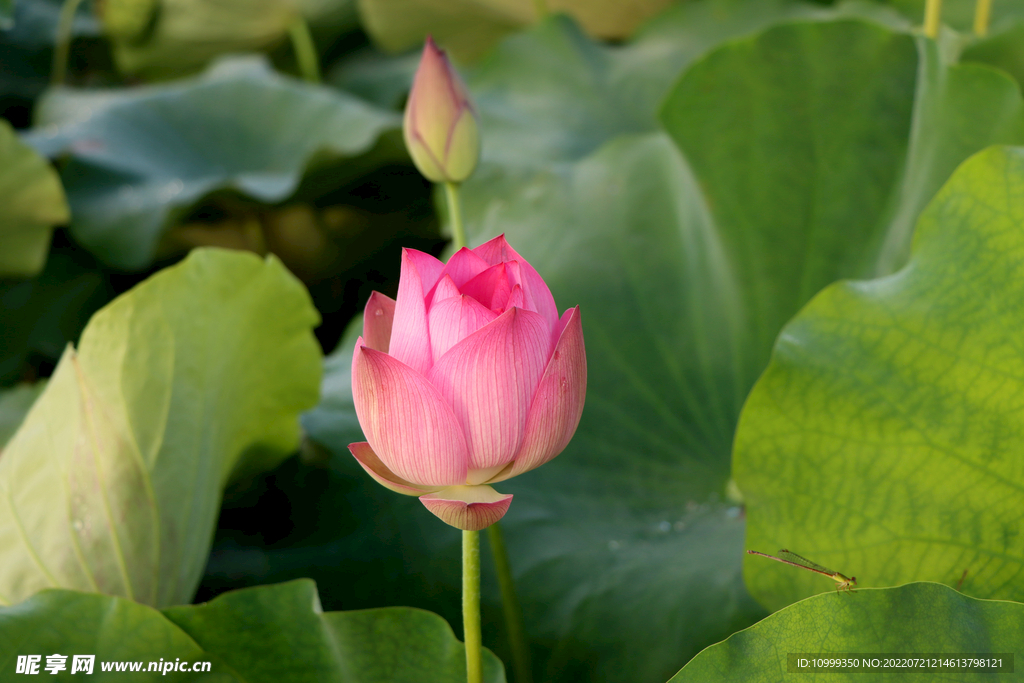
[463,529,483,683]
[288,15,321,84]
[445,181,468,251]
[973,0,991,35]
[488,523,533,683]
[923,0,942,38]
[51,0,85,85]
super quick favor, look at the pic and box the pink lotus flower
[348,235,586,530]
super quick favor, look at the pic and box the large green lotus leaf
[0,590,238,682]
[164,579,505,683]
[669,583,1024,682]
[295,17,1024,683]
[24,56,399,270]
[734,146,1024,612]
[962,22,1024,90]
[0,119,68,277]
[0,381,44,449]
[0,580,504,682]
[0,248,321,608]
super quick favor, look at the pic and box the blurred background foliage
[4,0,1024,681]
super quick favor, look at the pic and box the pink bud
[349,235,587,530]
[403,36,480,183]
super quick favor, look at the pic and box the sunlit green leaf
[165,580,506,683]
[0,248,321,608]
[669,583,1024,682]
[0,119,68,277]
[735,146,1024,611]
[0,580,505,682]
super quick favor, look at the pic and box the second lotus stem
[288,15,321,84]
[973,0,992,36]
[488,523,533,683]
[923,0,942,38]
[52,0,85,86]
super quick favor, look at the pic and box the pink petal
[389,249,444,376]
[348,442,441,496]
[495,307,586,480]
[428,307,550,470]
[474,235,558,330]
[419,485,513,530]
[428,293,498,362]
[362,292,396,353]
[462,262,512,312]
[506,284,525,310]
[427,248,490,305]
[431,274,462,306]
[352,342,469,487]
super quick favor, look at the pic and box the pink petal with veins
[352,341,468,486]
[428,307,550,470]
[428,293,498,363]
[348,442,441,495]
[389,249,444,375]
[495,307,586,480]
[362,292,396,353]
[419,485,513,530]
[473,235,558,330]
[461,262,512,312]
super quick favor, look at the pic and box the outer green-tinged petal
[444,109,481,183]
[428,307,549,471]
[420,485,513,531]
[348,442,442,496]
[352,341,468,487]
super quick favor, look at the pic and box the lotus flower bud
[402,36,480,184]
[349,235,587,530]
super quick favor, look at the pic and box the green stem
[445,181,468,251]
[51,0,85,86]
[532,0,549,20]
[923,0,942,38]
[487,523,533,683]
[463,530,483,683]
[973,0,991,36]
[288,15,321,84]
